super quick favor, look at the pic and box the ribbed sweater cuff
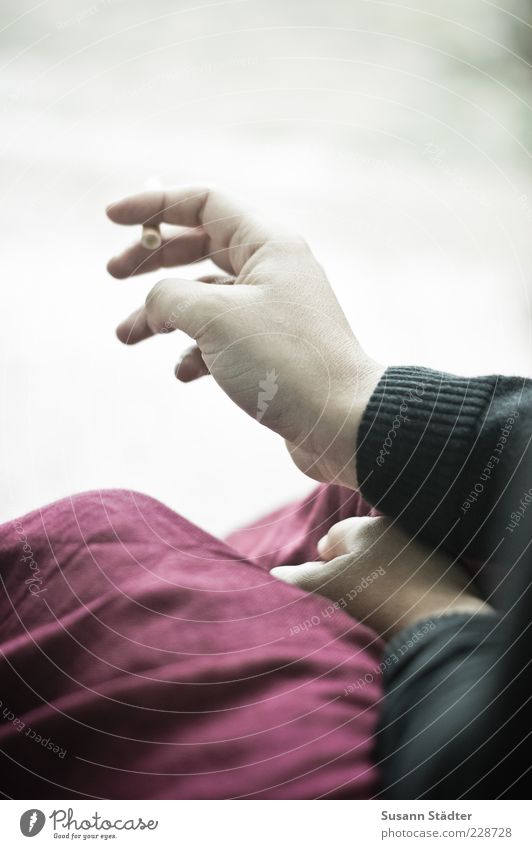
[382,611,500,684]
[356,367,497,549]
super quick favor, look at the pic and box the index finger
[106,186,228,226]
[106,186,274,275]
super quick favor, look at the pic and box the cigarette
[141,225,162,250]
[141,176,163,250]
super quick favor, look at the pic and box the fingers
[270,555,355,604]
[175,345,209,382]
[116,277,232,345]
[106,186,245,229]
[116,305,153,345]
[107,229,208,279]
[270,561,326,593]
[175,274,235,383]
[106,186,279,275]
[317,517,386,561]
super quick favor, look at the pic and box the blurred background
[1,0,531,535]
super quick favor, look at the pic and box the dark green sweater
[357,367,532,799]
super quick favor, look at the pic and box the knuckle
[145,279,174,332]
[145,279,165,308]
[198,186,212,213]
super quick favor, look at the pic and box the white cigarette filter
[142,177,163,250]
[141,225,162,250]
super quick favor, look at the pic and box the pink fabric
[0,485,383,799]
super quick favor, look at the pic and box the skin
[271,517,492,639]
[107,186,492,638]
[106,186,383,489]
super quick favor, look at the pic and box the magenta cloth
[0,485,383,799]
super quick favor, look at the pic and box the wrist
[388,595,494,638]
[286,355,384,489]
[334,357,385,489]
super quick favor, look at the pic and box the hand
[271,516,492,638]
[106,187,383,488]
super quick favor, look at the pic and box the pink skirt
[0,485,383,799]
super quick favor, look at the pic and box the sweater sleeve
[358,366,532,797]
[356,367,532,565]
[375,612,508,799]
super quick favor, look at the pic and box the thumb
[116,277,234,344]
[270,561,326,593]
